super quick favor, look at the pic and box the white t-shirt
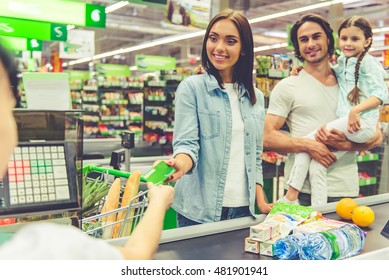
[222,83,249,207]
[267,70,359,197]
[0,223,123,260]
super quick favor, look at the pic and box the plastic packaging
[273,234,303,260]
[298,224,366,260]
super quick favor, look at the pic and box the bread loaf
[112,170,141,238]
[100,177,121,239]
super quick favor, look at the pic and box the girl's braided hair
[338,16,373,105]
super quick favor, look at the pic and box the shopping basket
[81,166,148,239]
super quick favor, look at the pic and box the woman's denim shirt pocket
[198,109,220,140]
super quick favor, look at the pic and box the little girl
[282,15,388,206]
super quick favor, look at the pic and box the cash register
[0,110,82,217]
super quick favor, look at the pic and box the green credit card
[142,161,176,185]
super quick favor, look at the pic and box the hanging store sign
[131,0,167,7]
[96,64,131,77]
[59,30,95,59]
[136,55,176,71]
[0,17,67,41]
[165,0,211,29]
[66,70,91,81]
[0,35,42,51]
[0,0,105,28]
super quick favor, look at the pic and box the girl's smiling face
[339,26,371,58]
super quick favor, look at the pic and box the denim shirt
[172,73,265,223]
[333,53,389,118]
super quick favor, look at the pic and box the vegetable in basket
[82,175,110,217]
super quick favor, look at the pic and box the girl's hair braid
[338,15,373,105]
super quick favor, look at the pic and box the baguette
[113,170,141,238]
[100,177,121,239]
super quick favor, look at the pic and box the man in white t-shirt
[264,13,382,206]
[0,45,174,260]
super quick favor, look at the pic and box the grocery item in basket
[113,170,142,238]
[100,178,121,239]
[82,175,110,217]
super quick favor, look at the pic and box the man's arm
[264,114,337,168]
[315,124,383,152]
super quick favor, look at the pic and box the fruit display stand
[105,194,389,260]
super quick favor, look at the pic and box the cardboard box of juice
[293,217,348,235]
[249,220,281,242]
[258,235,283,257]
[244,237,260,254]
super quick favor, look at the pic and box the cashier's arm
[263,114,336,168]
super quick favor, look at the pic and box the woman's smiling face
[206,18,242,83]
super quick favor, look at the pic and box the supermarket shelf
[359,177,377,186]
[356,153,379,162]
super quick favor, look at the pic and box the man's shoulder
[271,74,302,95]
[275,71,307,86]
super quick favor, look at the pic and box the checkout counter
[108,194,389,260]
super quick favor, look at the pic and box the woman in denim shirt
[163,9,272,227]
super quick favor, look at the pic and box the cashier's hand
[146,182,174,210]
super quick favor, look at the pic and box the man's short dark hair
[290,13,335,62]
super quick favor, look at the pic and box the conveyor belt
[155,202,389,260]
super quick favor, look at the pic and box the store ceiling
[62,0,389,70]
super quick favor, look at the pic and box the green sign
[85,4,106,28]
[66,70,91,81]
[27,38,42,51]
[0,36,42,51]
[0,17,66,41]
[96,64,131,77]
[135,55,176,71]
[131,0,167,7]
[0,0,105,28]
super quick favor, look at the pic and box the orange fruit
[336,198,358,220]
[352,206,375,227]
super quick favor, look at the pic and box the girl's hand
[348,108,361,133]
[290,65,303,76]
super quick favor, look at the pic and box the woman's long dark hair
[201,9,256,105]
[338,16,373,105]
